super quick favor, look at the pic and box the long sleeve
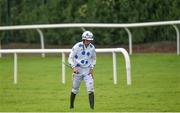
[90,47,96,69]
[68,47,77,68]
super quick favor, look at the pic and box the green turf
[0,54,180,112]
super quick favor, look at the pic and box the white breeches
[71,67,94,94]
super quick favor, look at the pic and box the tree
[0,0,179,45]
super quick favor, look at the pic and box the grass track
[0,54,180,112]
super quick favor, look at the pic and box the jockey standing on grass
[68,31,96,109]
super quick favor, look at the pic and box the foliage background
[0,0,180,46]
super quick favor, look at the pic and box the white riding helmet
[82,31,93,40]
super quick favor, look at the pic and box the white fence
[0,48,131,85]
[0,20,180,57]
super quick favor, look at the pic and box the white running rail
[0,20,180,56]
[0,48,131,85]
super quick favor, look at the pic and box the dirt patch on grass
[1,41,177,53]
[132,41,176,53]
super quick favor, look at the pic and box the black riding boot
[70,92,76,109]
[89,92,94,109]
